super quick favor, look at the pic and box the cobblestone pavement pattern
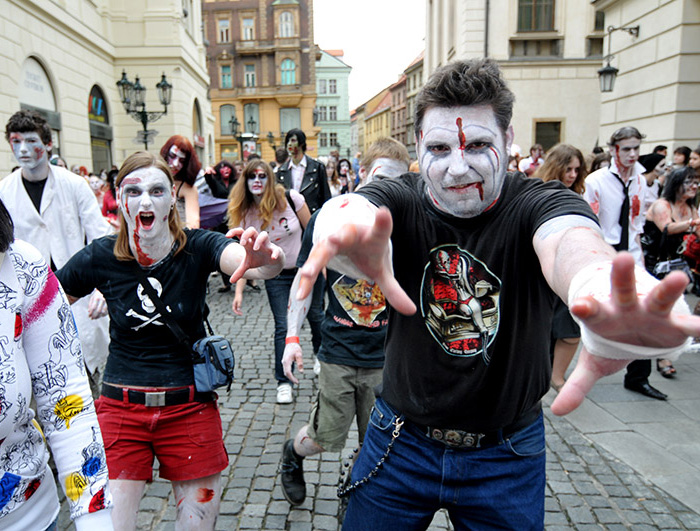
[56,277,700,530]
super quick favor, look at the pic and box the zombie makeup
[613,138,641,170]
[8,131,50,181]
[339,161,350,175]
[219,165,232,181]
[287,135,300,160]
[682,177,698,199]
[365,158,409,184]
[166,145,187,174]
[117,166,176,266]
[417,104,510,218]
[89,175,104,193]
[247,169,268,198]
[562,158,581,189]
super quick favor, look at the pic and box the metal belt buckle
[144,391,166,407]
[431,428,484,448]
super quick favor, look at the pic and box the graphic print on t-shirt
[126,277,166,330]
[331,276,386,327]
[421,245,500,364]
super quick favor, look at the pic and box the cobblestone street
[57,276,700,530]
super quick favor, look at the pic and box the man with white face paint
[1,109,111,397]
[584,128,668,401]
[277,137,409,507]
[294,59,700,529]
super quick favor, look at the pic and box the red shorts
[95,396,229,482]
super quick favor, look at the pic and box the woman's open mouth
[138,212,156,229]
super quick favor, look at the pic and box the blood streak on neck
[456,118,466,155]
[133,219,153,266]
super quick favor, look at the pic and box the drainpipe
[484,0,490,57]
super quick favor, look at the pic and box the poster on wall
[242,141,257,161]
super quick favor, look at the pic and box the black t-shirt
[56,229,231,387]
[357,172,597,431]
[297,213,386,368]
[21,177,47,213]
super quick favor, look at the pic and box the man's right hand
[297,206,416,315]
[282,343,304,384]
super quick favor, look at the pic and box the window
[517,0,554,32]
[245,65,256,87]
[535,121,561,151]
[329,106,337,121]
[220,105,236,135]
[279,11,294,38]
[329,79,337,94]
[280,108,301,132]
[244,103,259,133]
[281,59,296,85]
[329,132,337,147]
[318,106,327,121]
[510,39,561,58]
[221,65,232,89]
[319,132,327,148]
[318,79,327,94]
[218,19,230,43]
[243,18,254,40]
[594,11,605,31]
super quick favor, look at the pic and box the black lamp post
[229,116,242,159]
[116,70,172,149]
[267,132,276,151]
[598,25,640,93]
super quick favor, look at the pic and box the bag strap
[285,189,297,214]
[132,264,192,348]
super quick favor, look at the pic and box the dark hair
[662,166,696,205]
[284,129,307,153]
[275,148,289,164]
[5,109,52,145]
[592,146,605,155]
[608,126,644,148]
[106,168,119,195]
[590,152,611,172]
[653,145,668,154]
[159,135,201,185]
[414,58,515,138]
[674,146,691,166]
[638,153,665,175]
[0,200,14,252]
[247,153,261,161]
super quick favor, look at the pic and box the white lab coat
[0,165,111,373]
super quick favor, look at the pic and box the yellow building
[361,89,392,153]
[203,0,319,163]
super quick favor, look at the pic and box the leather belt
[101,383,215,407]
[421,402,541,449]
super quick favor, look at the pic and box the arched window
[279,11,294,38]
[281,59,296,85]
[220,104,236,135]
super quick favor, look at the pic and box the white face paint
[365,158,409,184]
[8,132,50,179]
[247,168,268,197]
[117,166,175,266]
[339,161,350,175]
[166,145,187,174]
[613,138,641,170]
[417,105,511,218]
[89,176,103,193]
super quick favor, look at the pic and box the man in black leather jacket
[276,129,331,213]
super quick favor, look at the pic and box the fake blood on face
[456,118,466,154]
[133,219,153,266]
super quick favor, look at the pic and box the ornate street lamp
[598,25,640,93]
[116,70,171,149]
[247,117,257,134]
[267,132,276,150]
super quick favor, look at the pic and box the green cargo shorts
[307,361,383,452]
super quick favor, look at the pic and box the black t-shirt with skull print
[357,172,597,431]
[56,229,230,387]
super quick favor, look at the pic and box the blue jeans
[342,398,546,530]
[265,271,324,384]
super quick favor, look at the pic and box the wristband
[568,260,691,361]
[285,336,300,345]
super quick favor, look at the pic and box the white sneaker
[313,358,321,376]
[276,383,293,404]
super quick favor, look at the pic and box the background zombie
[1,109,111,399]
[0,199,113,530]
[296,59,698,529]
[160,135,201,229]
[56,151,284,530]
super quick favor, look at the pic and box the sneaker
[280,439,306,505]
[313,358,321,376]
[276,383,293,404]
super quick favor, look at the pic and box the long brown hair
[227,160,287,230]
[534,144,587,195]
[113,151,187,261]
[159,135,201,185]
[326,159,341,188]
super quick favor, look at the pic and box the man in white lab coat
[2,109,111,394]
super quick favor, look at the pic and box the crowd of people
[1,57,700,530]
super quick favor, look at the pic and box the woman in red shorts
[56,151,284,530]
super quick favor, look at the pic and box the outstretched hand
[282,343,303,384]
[226,227,282,283]
[297,207,416,315]
[551,253,700,415]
